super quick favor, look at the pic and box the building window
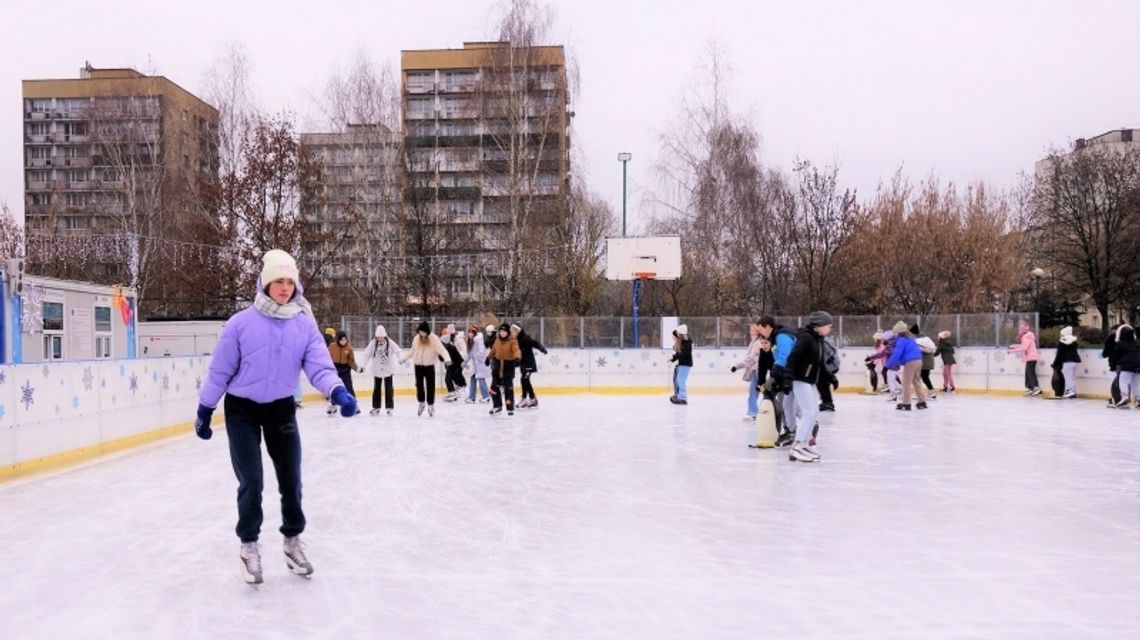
[64,122,88,136]
[28,122,50,136]
[68,170,88,183]
[29,193,51,206]
[407,97,433,116]
[66,193,87,207]
[28,98,52,113]
[43,302,64,331]
[43,335,63,361]
[95,336,112,359]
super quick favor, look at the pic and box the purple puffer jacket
[198,279,343,408]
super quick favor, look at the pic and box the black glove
[772,366,792,393]
[831,374,840,390]
[730,366,738,373]
[194,404,215,440]
[485,357,491,366]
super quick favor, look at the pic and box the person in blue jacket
[759,315,798,446]
[884,321,928,411]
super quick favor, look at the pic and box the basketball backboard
[604,236,682,281]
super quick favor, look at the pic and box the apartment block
[22,65,219,283]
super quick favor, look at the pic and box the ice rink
[1,391,1137,639]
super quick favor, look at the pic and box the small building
[1,269,136,363]
[137,320,224,357]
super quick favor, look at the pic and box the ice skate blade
[749,441,775,449]
[286,558,314,577]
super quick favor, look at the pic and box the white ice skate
[465,397,476,404]
[369,408,381,417]
[417,403,426,416]
[788,444,820,463]
[386,409,393,416]
[427,405,435,417]
[283,536,313,577]
[240,541,263,584]
[326,403,337,415]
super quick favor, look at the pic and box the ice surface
[0,392,1137,639]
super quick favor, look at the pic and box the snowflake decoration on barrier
[119,364,126,378]
[19,285,45,330]
[963,355,977,368]
[72,396,80,410]
[0,404,6,421]
[42,365,50,379]
[195,376,202,390]
[20,381,35,409]
[550,355,562,367]
[129,374,139,394]
[596,357,608,368]
[82,368,94,391]
[639,352,651,361]
[162,374,169,391]
[0,370,6,385]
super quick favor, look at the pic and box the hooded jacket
[401,332,451,367]
[511,326,548,372]
[885,332,923,370]
[359,327,404,378]
[1010,328,1039,362]
[1114,327,1140,373]
[786,326,825,384]
[670,326,693,367]
[489,326,522,379]
[734,336,765,381]
[328,331,358,372]
[467,331,491,379]
[199,277,343,408]
[935,336,957,365]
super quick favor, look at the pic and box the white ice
[1,392,1137,640]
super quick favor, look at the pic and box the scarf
[253,289,313,320]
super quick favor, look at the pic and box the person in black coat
[669,324,694,405]
[1112,326,1140,408]
[1104,324,1127,405]
[784,311,834,463]
[1052,326,1082,398]
[510,323,548,409]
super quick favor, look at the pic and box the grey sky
[3,0,1137,231]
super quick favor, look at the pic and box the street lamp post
[618,152,631,237]
[1031,267,1045,331]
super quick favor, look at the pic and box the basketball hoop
[633,271,656,280]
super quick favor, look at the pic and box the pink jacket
[1010,330,1039,361]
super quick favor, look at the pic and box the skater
[759,316,799,446]
[866,330,899,400]
[912,324,938,400]
[359,325,403,415]
[1053,326,1081,399]
[512,323,548,409]
[1111,326,1140,409]
[195,249,358,584]
[816,335,840,412]
[399,321,451,417]
[1103,324,1131,406]
[465,325,491,403]
[1009,320,1042,396]
[488,323,522,415]
[732,322,766,419]
[669,324,693,405]
[885,321,928,411]
[786,311,834,463]
[441,330,467,402]
[866,331,885,393]
[327,330,360,415]
[935,330,957,393]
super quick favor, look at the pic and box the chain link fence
[339,313,1043,349]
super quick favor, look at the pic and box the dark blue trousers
[224,394,305,542]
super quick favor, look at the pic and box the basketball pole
[632,277,641,348]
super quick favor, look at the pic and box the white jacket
[359,338,404,378]
[400,334,451,367]
[466,337,490,379]
[733,337,764,381]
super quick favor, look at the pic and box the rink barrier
[0,348,1114,483]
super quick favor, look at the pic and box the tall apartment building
[299,124,402,316]
[22,65,219,285]
[400,41,571,307]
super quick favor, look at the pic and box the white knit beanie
[261,249,299,286]
[375,325,387,339]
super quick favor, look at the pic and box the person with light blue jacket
[195,249,358,584]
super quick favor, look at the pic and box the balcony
[405,83,436,94]
[59,157,93,168]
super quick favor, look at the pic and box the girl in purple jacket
[195,249,357,584]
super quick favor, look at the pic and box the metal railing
[338,313,1042,349]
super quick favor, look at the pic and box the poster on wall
[70,308,93,360]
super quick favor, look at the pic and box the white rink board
[0,393,1136,638]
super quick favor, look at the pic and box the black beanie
[499,323,511,332]
[910,324,921,336]
[417,321,430,334]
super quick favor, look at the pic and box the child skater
[1009,320,1042,396]
[732,321,766,420]
[487,323,522,416]
[512,323,549,409]
[465,325,491,403]
[935,330,957,393]
[399,321,451,417]
[327,330,361,415]
[195,249,358,584]
[441,330,467,402]
[1052,326,1081,399]
[359,325,403,415]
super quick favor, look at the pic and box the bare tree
[200,42,258,177]
[543,184,616,314]
[784,160,859,310]
[0,202,23,263]
[1027,144,1140,332]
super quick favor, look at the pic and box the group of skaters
[321,320,549,418]
[865,321,957,408]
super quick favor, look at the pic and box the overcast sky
[2,0,1137,231]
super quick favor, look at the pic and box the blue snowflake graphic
[72,396,80,409]
[0,370,6,385]
[20,381,35,409]
[596,357,608,368]
[0,404,6,421]
[152,371,159,384]
[119,365,127,378]
[82,368,94,391]
[129,374,139,394]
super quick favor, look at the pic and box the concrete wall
[0,347,1113,481]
